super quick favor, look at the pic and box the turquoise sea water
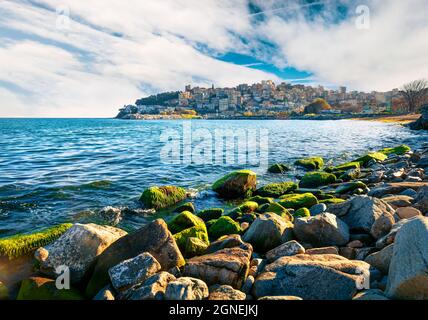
[0,118,426,236]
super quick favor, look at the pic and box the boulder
[409,104,428,130]
[167,211,205,234]
[328,195,395,233]
[364,244,394,274]
[278,193,319,210]
[375,218,412,249]
[208,285,246,300]
[212,170,257,199]
[35,223,127,284]
[174,202,195,214]
[309,203,327,216]
[248,196,274,205]
[242,213,293,253]
[294,207,311,218]
[206,234,249,254]
[86,219,185,298]
[267,164,290,174]
[241,275,254,294]
[266,240,305,262]
[413,186,428,213]
[395,207,422,219]
[17,277,83,300]
[335,181,367,195]
[255,182,298,198]
[354,152,388,166]
[386,217,428,299]
[197,208,224,221]
[208,216,241,240]
[295,157,324,170]
[299,172,337,188]
[128,272,176,300]
[293,213,350,247]
[184,237,208,257]
[261,202,293,221]
[253,254,371,300]
[140,186,187,209]
[164,277,209,300]
[368,182,428,198]
[306,247,339,255]
[108,252,161,292]
[182,247,251,289]
[382,195,413,208]
[370,213,395,239]
[98,206,122,226]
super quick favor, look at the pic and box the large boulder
[182,247,251,289]
[140,186,187,210]
[242,213,293,253]
[386,217,428,299]
[17,277,83,300]
[108,252,161,292]
[212,170,257,199]
[364,244,394,274]
[128,272,176,300]
[164,277,209,300]
[328,196,395,233]
[253,254,371,300]
[409,104,428,130]
[35,223,127,284]
[86,219,185,298]
[208,216,241,240]
[206,234,248,254]
[266,240,305,262]
[293,213,350,247]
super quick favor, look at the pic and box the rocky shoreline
[1,143,428,301]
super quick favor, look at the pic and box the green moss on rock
[326,161,360,173]
[335,181,367,194]
[299,172,337,188]
[197,208,224,221]
[0,223,72,259]
[255,182,298,198]
[279,193,319,210]
[354,152,388,166]
[212,170,257,199]
[238,201,259,213]
[140,186,187,210]
[264,202,293,221]
[173,225,209,252]
[167,211,205,234]
[184,237,208,257]
[174,202,195,213]
[268,163,290,174]
[295,157,324,170]
[17,277,83,300]
[294,207,311,218]
[378,144,411,156]
[248,196,274,205]
[208,216,242,240]
[319,198,346,204]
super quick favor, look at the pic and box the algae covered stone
[168,211,205,234]
[173,225,209,251]
[212,170,257,199]
[197,208,224,221]
[379,145,411,156]
[208,216,241,240]
[326,162,360,173]
[248,196,274,205]
[355,152,388,166]
[140,186,187,210]
[174,202,195,214]
[0,223,72,259]
[268,164,290,174]
[185,237,208,257]
[295,157,324,170]
[238,201,259,213]
[278,193,318,210]
[263,202,293,221]
[255,182,298,198]
[294,207,311,218]
[299,172,337,188]
[335,181,367,194]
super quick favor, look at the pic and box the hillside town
[116,80,410,119]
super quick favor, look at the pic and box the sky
[0,0,427,117]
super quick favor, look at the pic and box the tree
[400,79,428,113]
[303,98,332,114]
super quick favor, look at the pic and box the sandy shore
[351,114,421,125]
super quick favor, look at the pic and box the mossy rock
[238,201,259,213]
[257,203,270,213]
[255,182,298,198]
[339,168,361,181]
[173,225,209,252]
[184,237,208,257]
[264,202,293,222]
[0,281,8,300]
[0,223,72,259]
[205,219,217,230]
[208,216,241,240]
[279,193,319,210]
[378,144,411,156]
[295,157,324,170]
[354,152,388,166]
[140,186,187,210]
[174,202,195,214]
[212,170,257,199]
[197,208,224,221]
[167,211,205,234]
[335,181,367,195]
[248,195,274,205]
[294,207,311,218]
[224,207,243,220]
[325,161,360,173]
[319,198,346,204]
[238,213,257,224]
[17,277,83,300]
[299,172,337,188]
[268,163,290,174]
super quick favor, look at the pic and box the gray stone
[396,207,422,219]
[266,240,305,262]
[293,213,350,247]
[309,203,327,216]
[242,213,293,253]
[413,186,428,214]
[241,276,254,294]
[400,188,418,197]
[128,272,176,300]
[328,195,395,233]
[386,217,428,300]
[306,247,339,255]
[370,212,395,239]
[375,218,415,249]
[208,285,246,300]
[108,252,161,292]
[365,244,394,274]
[98,206,122,226]
[164,277,209,300]
[253,254,371,300]
[206,234,248,254]
[381,195,413,208]
[35,223,127,283]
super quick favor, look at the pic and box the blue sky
[0,0,427,117]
